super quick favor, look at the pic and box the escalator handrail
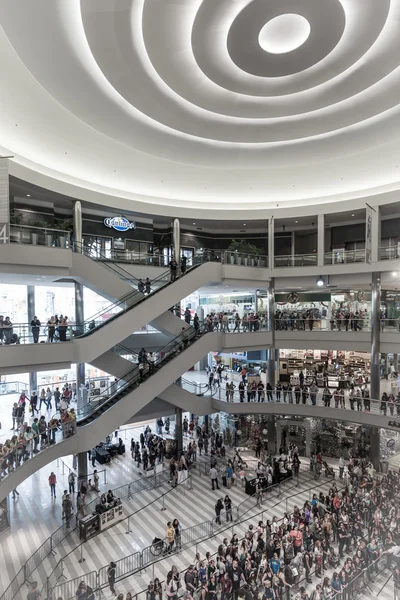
[77,326,207,422]
[73,242,141,285]
[72,256,206,338]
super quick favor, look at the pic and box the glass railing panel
[379,246,400,261]
[324,249,366,265]
[274,317,370,331]
[274,254,318,267]
[10,224,71,248]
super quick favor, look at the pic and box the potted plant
[54,218,73,248]
[30,218,48,245]
[227,239,261,266]
[9,211,23,243]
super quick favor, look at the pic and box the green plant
[9,211,23,225]
[31,218,49,229]
[227,239,260,256]
[54,218,73,232]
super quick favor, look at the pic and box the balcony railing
[10,224,71,248]
[274,253,318,268]
[324,248,366,264]
[379,245,400,261]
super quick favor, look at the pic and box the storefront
[199,292,256,318]
[278,349,371,388]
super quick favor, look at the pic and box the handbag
[291,567,298,577]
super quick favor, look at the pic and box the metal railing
[0,467,172,600]
[379,246,400,261]
[213,387,398,417]
[274,253,318,267]
[10,224,71,248]
[324,248,366,264]
[43,469,307,600]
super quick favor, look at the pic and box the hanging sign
[104,216,136,232]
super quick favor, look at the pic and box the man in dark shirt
[228,559,245,599]
[31,316,41,343]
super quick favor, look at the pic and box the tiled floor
[1,372,399,598]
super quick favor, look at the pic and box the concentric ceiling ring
[227,0,346,77]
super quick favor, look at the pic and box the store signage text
[104,216,136,232]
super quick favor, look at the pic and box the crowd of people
[0,314,71,345]
[0,387,77,481]
[274,308,368,332]
[59,455,400,600]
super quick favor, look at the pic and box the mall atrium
[0,2,400,600]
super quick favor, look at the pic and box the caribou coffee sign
[104,216,136,232]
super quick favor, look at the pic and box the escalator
[77,326,205,426]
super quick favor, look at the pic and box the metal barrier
[1,568,25,600]
[50,571,97,600]
[98,552,141,588]
[25,538,52,579]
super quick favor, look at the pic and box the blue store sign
[104,216,136,232]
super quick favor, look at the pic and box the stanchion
[104,471,107,485]
[126,515,132,534]
[78,544,85,564]
[161,494,166,511]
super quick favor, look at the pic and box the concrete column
[369,427,380,470]
[73,200,82,252]
[78,451,88,481]
[267,278,276,385]
[76,362,86,414]
[27,286,37,388]
[29,372,37,396]
[318,214,324,267]
[175,407,183,458]
[366,205,380,264]
[268,217,274,269]
[173,218,180,264]
[267,415,275,455]
[394,354,399,372]
[276,421,282,453]
[370,272,381,400]
[305,425,311,458]
[291,231,295,266]
[370,272,381,469]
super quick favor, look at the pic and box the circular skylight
[258,14,311,54]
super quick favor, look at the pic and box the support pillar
[73,200,82,252]
[318,214,324,267]
[276,421,282,454]
[27,285,37,390]
[78,452,88,481]
[267,415,275,455]
[29,372,37,397]
[370,272,381,400]
[175,407,183,458]
[370,272,381,469]
[268,217,274,269]
[291,231,295,267]
[305,425,311,458]
[394,354,399,372]
[173,218,180,264]
[267,278,276,385]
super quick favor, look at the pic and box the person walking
[63,493,73,528]
[210,465,220,490]
[49,471,57,498]
[107,562,117,596]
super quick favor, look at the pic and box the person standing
[169,258,178,282]
[210,466,220,490]
[31,316,41,343]
[215,498,224,525]
[49,471,57,498]
[91,447,97,467]
[68,471,76,494]
[107,562,117,596]
[224,495,233,522]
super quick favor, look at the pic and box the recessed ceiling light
[193,222,196,225]
[393,272,398,277]
[243,223,246,226]
[27,194,30,197]
[295,220,298,223]
[352,214,355,217]
[316,276,325,287]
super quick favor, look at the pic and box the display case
[79,513,100,541]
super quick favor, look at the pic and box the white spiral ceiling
[1,0,400,217]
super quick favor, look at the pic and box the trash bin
[380,460,389,474]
